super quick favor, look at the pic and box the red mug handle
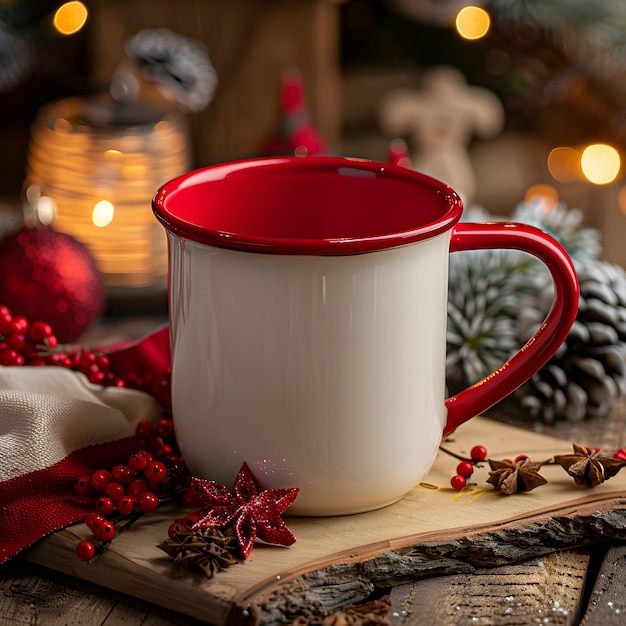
[444,222,580,436]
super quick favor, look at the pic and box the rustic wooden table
[1,316,625,626]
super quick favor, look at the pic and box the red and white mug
[153,156,579,516]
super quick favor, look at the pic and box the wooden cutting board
[22,417,626,625]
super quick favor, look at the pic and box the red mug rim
[152,156,464,255]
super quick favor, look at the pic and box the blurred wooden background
[89,0,343,166]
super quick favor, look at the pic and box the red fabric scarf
[0,326,170,563]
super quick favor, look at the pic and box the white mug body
[168,231,450,515]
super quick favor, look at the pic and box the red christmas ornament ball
[0,227,105,342]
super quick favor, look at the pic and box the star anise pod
[554,443,626,487]
[157,525,240,577]
[190,462,299,559]
[486,456,548,495]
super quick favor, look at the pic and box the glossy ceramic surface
[154,157,579,516]
[168,233,449,515]
[152,157,463,255]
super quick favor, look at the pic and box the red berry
[28,320,53,343]
[0,349,24,366]
[78,351,97,370]
[104,482,125,502]
[514,454,529,464]
[76,540,96,561]
[88,370,106,385]
[168,455,186,471]
[128,453,148,471]
[0,307,12,333]
[147,436,165,452]
[6,332,26,350]
[126,478,149,496]
[158,444,173,458]
[615,448,626,461]
[111,464,135,484]
[93,519,115,541]
[74,475,92,496]
[456,461,474,478]
[116,495,136,515]
[95,496,115,516]
[144,460,167,482]
[7,315,28,334]
[95,354,110,370]
[138,491,159,514]
[48,352,72,368]
[450,474,467,490]
[168,521,182,539]
[84,512,105,531]
[90,469,112,490]
[470,445,488,462]
[135,420,153,439]
[154,418,174,438]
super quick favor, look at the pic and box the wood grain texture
[0,559,205,625]
[251,507,626,624]
[388,549,591,626]
[581,543,626,626]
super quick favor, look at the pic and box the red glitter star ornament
[190,463,299,559]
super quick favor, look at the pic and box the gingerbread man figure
[379,66,504,204]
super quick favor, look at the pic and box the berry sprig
[0,304,58,366]
[73,449,169,561]
[73,412,194,563]
[0,303,172,411]
[445,444,489,490]
[442,442,626,495]
[134,417,184,470]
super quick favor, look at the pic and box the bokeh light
[92,200,115,227]
[53,2,88,36]
[581,144,621,184]
[455,6,491,40]
[525,184,559,210]
[547,147,582,183]
[36,196,56,225]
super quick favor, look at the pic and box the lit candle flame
[92,200,115,227]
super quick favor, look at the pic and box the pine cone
[446,247,539,393]
[513,259,626,423]
[125,28,218,112]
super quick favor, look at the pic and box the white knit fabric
[0,366,161,481]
